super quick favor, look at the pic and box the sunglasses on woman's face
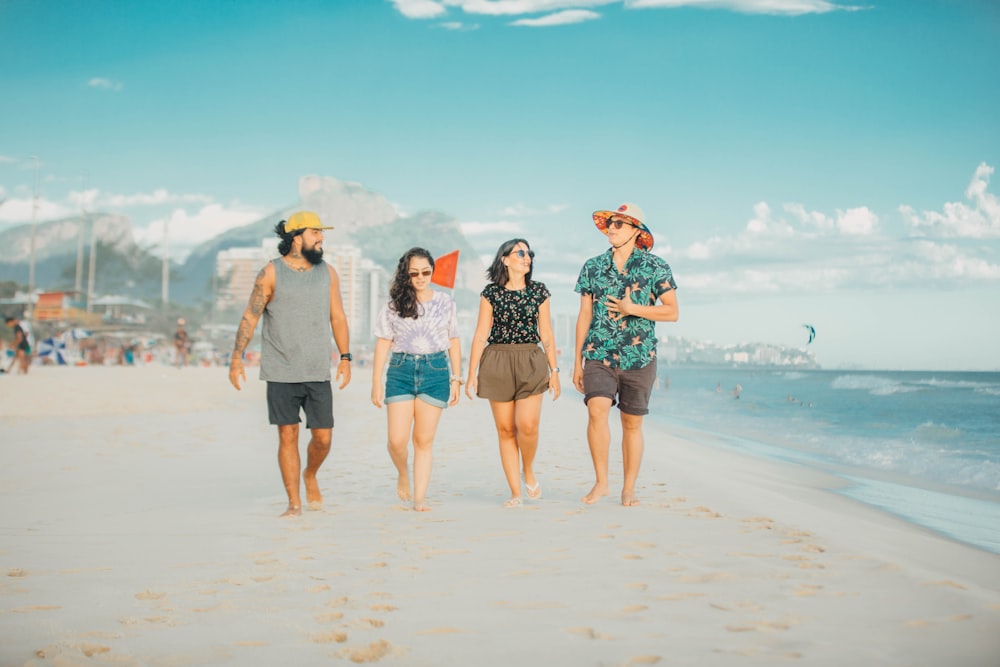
[408,269,433,278]
[510,249,535,259]
[608,218,637,230]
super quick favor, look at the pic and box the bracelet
[450,375,465,385]
[340,353,352,362]
[550,367,560,373]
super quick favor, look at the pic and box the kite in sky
[803,324,816,345]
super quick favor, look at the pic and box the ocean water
[648,367,1000,554]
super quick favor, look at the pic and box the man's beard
[302,246,324,265]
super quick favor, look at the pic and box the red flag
[431,250,460,289]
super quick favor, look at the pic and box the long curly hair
[486,238,533,286]
[389,247,435,319]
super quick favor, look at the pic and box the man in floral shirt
[573,202,678,507]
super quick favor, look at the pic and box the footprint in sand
[315,611,345,623]
[621,604,649,613]
[134,590,166,601]
[370,604,397,612]
[339,639,395,663]
[725,620,792,633]
[567,626,614,640]
[312,631,348,644]
[358,618,385,628]
[7,568,28,577]
[416,627,464,635]
[625,657,662,666]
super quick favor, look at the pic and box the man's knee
[309,429,332,449]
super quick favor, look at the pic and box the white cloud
[460,220,524,235]
[391,0,447,18]
[88,77,124,92]
[836,206,878,236]
[133,204,264,259]
[0,156,17,164]
[625,0,861,14]
[901,162,1000,239]
[673,168,999,296]
[102,188,214,208]
[511,9,601,25]
[391,0,861,22]
[0,195,73,224]
[498,203,569,216]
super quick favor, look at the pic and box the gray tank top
[260,258,333,382]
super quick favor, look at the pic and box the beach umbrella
[36,336,69,365]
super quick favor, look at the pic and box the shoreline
[1,364,998,666]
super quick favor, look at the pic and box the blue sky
[1,0,998,370]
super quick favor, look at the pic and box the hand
[549,372,561,401]
[229,358,245,390]
[605,287,635,318]
[573,365,585,394]
[465,376,477,400]
[448,380,460,407]
[371,380,384,408]
[336,359,351,389]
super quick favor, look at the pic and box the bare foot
[413,502,431,512]
[621,491,641,507]
[582,483,609,504]
[504,496,523,508]
[397,474,412,502]
[304,472,322,508]
[280,505,302,518]
[307,500,323,511]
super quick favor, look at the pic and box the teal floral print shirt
[574,248,677,370]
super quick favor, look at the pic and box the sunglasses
[408,269,433,278]
[509,249,535,259]
[608,218,637,230]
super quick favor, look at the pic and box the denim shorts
[385,351,451,409]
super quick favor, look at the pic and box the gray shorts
[582,359,657,416]
[266,381,334,429]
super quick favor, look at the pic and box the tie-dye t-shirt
[373,290,459,354]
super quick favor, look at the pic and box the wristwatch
[550,367,560,373]
[450,375,465,385]
[340,353,353,362]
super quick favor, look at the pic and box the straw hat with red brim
[593,202,654,250]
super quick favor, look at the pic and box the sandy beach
[1,364,998,666]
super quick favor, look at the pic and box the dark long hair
[274,220,304,257]
[486,238,533,286]
[389,247,435,319]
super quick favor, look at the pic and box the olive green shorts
[476,343,549,402]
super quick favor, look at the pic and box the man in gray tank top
[228,211,353,517]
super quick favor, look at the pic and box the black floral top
[574,248,677,370]
[483,281,551,345]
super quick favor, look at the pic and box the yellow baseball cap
[285,211,333,232]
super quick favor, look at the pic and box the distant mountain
[0,176,486,308]
[180,176,486,308]
[0,213,164,297]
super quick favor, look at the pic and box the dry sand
[1,364,998,666]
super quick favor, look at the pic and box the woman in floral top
[372,247,462,512]
[466,238,561,507]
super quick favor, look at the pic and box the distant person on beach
[573,203,678,507]
[228,211,352,518]
[370,248,462,512]
[173,319,189,368]
[5,315,32,375]
[466,238,560,508]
